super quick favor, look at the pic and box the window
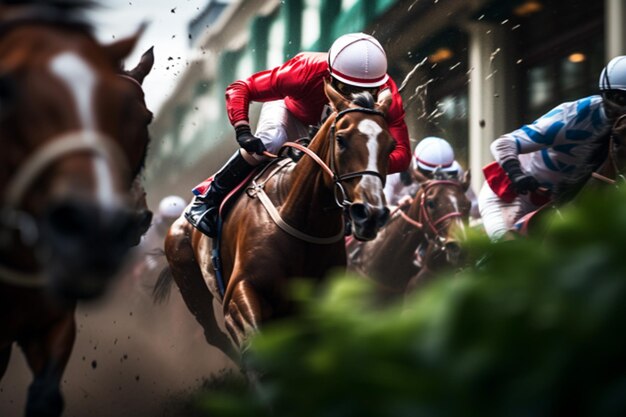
[267,16,286,67]
[302,0,321,50]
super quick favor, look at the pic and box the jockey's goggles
[331,77,380,99]
[602,90,626,107]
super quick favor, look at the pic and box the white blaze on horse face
[357,119,385,207]
[49,52,117,205]
[448,194,467,240]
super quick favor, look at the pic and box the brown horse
[0,2,153,416]
[159,82,395,361]
[348,170,471,302]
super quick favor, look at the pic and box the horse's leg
[165,219,239,363]
[224,279,264,351]
[0,344,12,379]
[19,309,75,417]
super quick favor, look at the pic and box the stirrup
[184,198,219,237]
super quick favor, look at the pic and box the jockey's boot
[185,151,255,237]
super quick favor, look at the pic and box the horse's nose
[44,200,137,246]
[444,240,464,265]
[349,203,390,228]
[41,199,138,299]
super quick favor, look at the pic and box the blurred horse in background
[156,82,395,363]
[0,1,154,415]
[348,170,471,303]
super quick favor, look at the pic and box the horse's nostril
[378,207,391,227]
[349,203,369,222]
[46,202,91,238]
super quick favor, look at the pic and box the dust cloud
[0,249,234,417]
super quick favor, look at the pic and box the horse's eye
[426,199,436,209]
[336,135,347,150]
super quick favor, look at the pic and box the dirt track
[0,250,234,417]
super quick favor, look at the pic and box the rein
[396,180,465,239]
[249,106,386,244]
[264,106,386,209]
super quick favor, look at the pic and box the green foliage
[198,186,626,417]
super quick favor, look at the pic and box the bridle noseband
[398,180,465,245]
[326,107,387,208]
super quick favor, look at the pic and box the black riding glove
[235,124,266,155]
[502,159,540,194]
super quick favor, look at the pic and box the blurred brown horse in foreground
[0,2,154,416]
[348,170,471,303]
[157,83,395,362]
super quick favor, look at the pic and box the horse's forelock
[351,92,375,109]
[0,0,97,34]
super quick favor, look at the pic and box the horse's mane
[552,133,609,204]
[0,0,97,9]
[0,0,98,34]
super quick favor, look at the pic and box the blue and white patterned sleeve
[490,96,606,165]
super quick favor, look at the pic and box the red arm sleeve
[385,85,411,174]
[224,54,315,126]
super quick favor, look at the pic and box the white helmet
[599,55,626,91]
[413,136,456,172]
[328,33,389,88]
[158,195,186,219]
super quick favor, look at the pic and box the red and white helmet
[413,137,457,173]
[328,33,389,88]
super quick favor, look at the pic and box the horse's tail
[152,264,174,305]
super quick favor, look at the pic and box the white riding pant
[478,182,540,241]
[251,100,310,162]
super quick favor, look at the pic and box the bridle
[266,106,387,208]
[249,106,388,244]
[592,113,626,185]
[397,180,465,246]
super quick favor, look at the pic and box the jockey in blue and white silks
[479,56,626,240]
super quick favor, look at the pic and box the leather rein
[396,180,465,243]
[250,106,386,244]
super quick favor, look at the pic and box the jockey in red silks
[185,32,411,237]
[478,55,626,241]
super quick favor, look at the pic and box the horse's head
[413,169,472,266]
[322,80,396,241]
[0,4,152,298]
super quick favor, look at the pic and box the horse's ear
[324,78,350,112]
[462,169,471,192]
[103,22,147,65]
[376,88,393,115]
[126,46,154,85]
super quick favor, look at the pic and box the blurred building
[145,0,626,204]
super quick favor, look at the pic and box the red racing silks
[482,161,552,205]
[482,161,517,203]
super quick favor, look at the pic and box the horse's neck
[279,140,341,234]
[360,193,426,274]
